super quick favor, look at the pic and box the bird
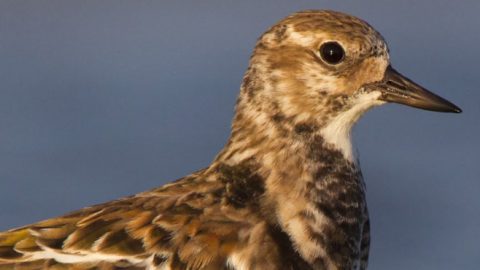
[0,10,461,270]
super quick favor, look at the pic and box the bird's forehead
[268,10,388,57]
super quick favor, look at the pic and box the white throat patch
[320,91,384,162]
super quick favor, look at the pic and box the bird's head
[231,10,461,161]
[233,10,460,159]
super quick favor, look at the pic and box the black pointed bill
[375,66,462,113]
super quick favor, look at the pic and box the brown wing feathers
[0,174,251,269]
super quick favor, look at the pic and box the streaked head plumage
[237,10,459,126]
[232,9,460,161]
[237,10,390,133]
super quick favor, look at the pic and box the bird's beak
[375,65,462,113]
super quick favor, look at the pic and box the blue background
[0,1,478,269]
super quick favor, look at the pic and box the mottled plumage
[0,10,460,270]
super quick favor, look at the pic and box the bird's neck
[212,100,363,188]
[210,74,368,199]
[204,70,375,266]
[209,103,367,263]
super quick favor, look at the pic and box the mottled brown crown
[279,10,387,56]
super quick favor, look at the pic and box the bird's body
[0,10,460,270]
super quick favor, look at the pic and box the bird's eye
[319,42,345,64]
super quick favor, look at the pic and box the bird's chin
[352,89,386,108]
[329,90,386,126]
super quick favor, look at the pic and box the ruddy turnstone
[0,10,461,270]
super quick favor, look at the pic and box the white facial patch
[320,91,384,162]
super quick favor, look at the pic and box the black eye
[319,42,345,64]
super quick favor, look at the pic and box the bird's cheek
[343,58,389,93]
[333,78,358,95]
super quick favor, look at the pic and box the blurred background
[0,1,478,269]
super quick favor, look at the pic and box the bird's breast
[271,146,368,269]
